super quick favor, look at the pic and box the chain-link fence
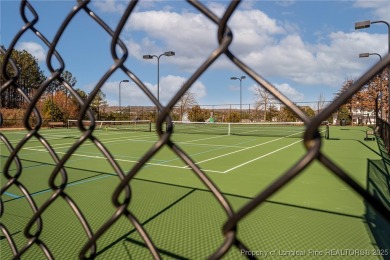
[1,1,390,259]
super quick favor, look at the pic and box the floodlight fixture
[359,53,370,58]
[142,51,176,112]
[119,80,130,120]
[355,20,371,30]
[230,76,246,122]
[143,55,153,59]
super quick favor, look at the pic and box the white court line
[176,141,246,149]
[25,134,157,149]
[22,147,225,173]
[18,129,319,175]
[25,132,239,151]
[3,128,154,147]
[223,139,302,173]
[177,134,228,143]
[194,131,303,165]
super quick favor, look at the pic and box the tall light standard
[355,20,390,52]
[359,53,383,120]
[230,76,246,122]
[142,51,175,111]
[119,79,129,120]
[355,19,390,122]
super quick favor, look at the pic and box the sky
[1,0,390,109]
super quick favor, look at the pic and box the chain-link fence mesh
[1,1,390,259]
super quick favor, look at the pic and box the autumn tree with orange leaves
[335,67,389,123]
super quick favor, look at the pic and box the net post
[228,123,231,135]
[326,125,329,139]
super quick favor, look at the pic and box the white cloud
[159,75,206,104]
[93,0,127,13]
[276,0,296,7]
[207,2,227,18]
[274,83,304,101]
[121,7,384,89]
[229,84,240,91]
[93,2,388,98]
[15,42,46,62]
[240,30,387,87]
[101,80,153,106]
[120,7,288,74]
[249,82,304,103]
[227,10,287,57]
[100,76,206,106]
[126,10,217,62]
[92,0,170,14]
[353,0,390,21]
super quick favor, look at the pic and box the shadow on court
[84,177,379,259]
[364,138,390,254]
[1,156,117,203]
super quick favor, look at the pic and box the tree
[300,106,315,118]
[277,105,314,122]
[52,91,82,121]
[188,105,207,122]
[317,92,326,114]
[333,78,355,123]
[266,105,279,121]
[47,70,77,95]
[335,74,389,124]
[68,88,88,119]
[43,98,64,122]
[364,67,388,120]
[46,71,78,119]
[337,74,388,116]
[176,90,198,120]
[253,85,276,121]
[61,71,77,118]
[278,106,298,122]
[337,105,351,125]
[227,111,240,122]
[90,90,107,120]
[1,47,45,108]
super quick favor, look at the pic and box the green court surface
[1,125,389,259]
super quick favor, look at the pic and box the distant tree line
[1,47,108,123]
[1,48,45,108]
[333,68,388,125]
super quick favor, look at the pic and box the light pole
[119,79,129,120]
[355,20,390,52]
[230,76,246,122]
[143,51,175,112]
[359,53,383,120]
[355,19,390,122]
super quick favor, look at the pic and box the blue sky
[1,0,390,109]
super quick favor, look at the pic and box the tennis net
[67,120,152,132]
[169,121,329,138]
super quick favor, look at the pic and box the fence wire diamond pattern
[1,1,390,259]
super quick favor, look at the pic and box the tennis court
[1,124,388,259]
